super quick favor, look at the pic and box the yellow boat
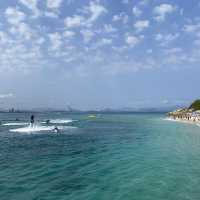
[88,115,97,119]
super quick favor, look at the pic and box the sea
[0,112,200,200]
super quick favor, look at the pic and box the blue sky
[0,0,200,110]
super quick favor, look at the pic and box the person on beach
[30,115,35,127]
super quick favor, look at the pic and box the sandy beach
[165,117,200,127]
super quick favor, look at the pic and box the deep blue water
[0,112,200,200]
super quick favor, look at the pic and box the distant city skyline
[0,0,200,109]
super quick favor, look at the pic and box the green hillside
[189,99,200,110]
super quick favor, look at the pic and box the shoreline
[165,117,200,127]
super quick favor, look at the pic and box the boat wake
[10,125,54,133]
[2,122,29,126]
[41,119,76,124]
[9,125,76,133]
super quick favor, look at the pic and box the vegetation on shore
[189,99,200,111]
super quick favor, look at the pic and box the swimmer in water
[30,115,34,127]
[46,119,50,125]
[53,126,60,133]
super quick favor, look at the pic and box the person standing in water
[30,115,35,127]
[53,126,60,133]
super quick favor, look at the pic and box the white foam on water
[41,119,76,124]
[163,118,176,122]
[9,125,77,133]
[10,125,55,133]
[2,122,29,126]
[59,126,77,130]
[163,117,200,127]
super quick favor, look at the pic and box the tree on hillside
[189,99,200,110]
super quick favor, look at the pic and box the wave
[10,125,54,133]
[9,125,77,133]
[2,122,29,126]
[41,119,76,124]
[163,117,176,121]
[163,117,200,127]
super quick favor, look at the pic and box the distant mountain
[98,105,181,113]
[0,104,186,113]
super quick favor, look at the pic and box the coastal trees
[189,99,200,111]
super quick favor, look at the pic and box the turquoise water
[0,112,200,200]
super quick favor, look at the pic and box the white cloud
[80,29,94,43]
[44,11,58,18]
[112,45,127,53]
[112,12,129,24]
[63,30,75,38]
[139,0,150,6]
[164,48,182,55]
[183,23,200,33]
[155,33,179,46]
[134,20,149,32]
[113,15,120,21]
[154,4,176,22]
[0,31,10,44]
[132,7,142,17]
[91,38,113,50]
[1,0,195,77]
[104,24,117,33]
[125,35,140,47]
[64,1,107,29]
[0,33,45,72]
[101,38,112,45]
[0,93,14,99]
[64,15,85,28]
[5,7,26,25]
[10,22,33,40]
[162,99,170,104]
[84,1,107,25]
[19,0,40,17]
[48,32,62,51]
[0,22,46,73]
[47,0,63,9]
[36,37,45,45]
